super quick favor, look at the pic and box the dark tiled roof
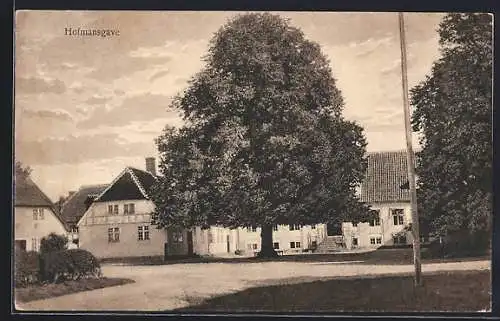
[15,176,55,207]
[95,167,156,202]
[60,184,108,227]
[14,175,69,231]
[360,151,412,203]
[129,167,156,194]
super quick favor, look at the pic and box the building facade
[14,175,69,252]
[342,151,413,249]
[191,224,328,256]
[77,165,190,259]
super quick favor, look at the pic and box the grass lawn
[175,270,491,312]
[15,277,135,303]
[110,249,489,266]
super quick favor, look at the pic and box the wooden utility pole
[398,12,423,286]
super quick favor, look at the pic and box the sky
[14,11,445,201]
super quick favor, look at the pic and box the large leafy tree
[411,13,492,249]
[151,13,371,257]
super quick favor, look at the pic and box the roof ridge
[126,168,149,199]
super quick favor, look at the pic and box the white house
[77,160,191,259]
[14,174,69,252]
[191,223,328,256]
[342,151,413,249]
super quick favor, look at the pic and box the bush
[424,230,491,259]
[40,233,68,255]
[40,249,101,283]
[14,251,40,287]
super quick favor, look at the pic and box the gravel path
[16,259,490,311]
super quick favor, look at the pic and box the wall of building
[191,224,328,256]
[14,206,68,252]
[240,224,328,254]
[78,199,167,258]
[342,202,413,249]
[79,223,167,258]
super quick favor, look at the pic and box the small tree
[40,233,68,255]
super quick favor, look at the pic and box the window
[273,225,278,231]
[71,226,79,233]
[370,237,376,245]
[252,243,258,250]
[289,224,301,231]
[311,224,316,229]
[290,241,301,248]
[352,237,358,246]
[108,227,120,243]
[124,203,136,214]
[394,235,407,245]
[31,238,38,251]
[32,208,44,220]
[113,205,119,215]
[369,210,381,226]
[376,237,382,244]
[138,225,150,241]
[208,230,214,243]
[392,209,404,225]
[352,222,358,227]
[108,205,113,214]
[311,241,317,248]
[247,226,257,232]
[273,242,280,249]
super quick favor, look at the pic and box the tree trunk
[258,224,278,258]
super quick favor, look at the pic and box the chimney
[145,157,156,176]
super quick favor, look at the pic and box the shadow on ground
[172,270,491,313]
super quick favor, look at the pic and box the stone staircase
[314,235,346,253]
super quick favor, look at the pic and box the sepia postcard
[13,10,493,314]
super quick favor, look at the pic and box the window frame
[108,227,120,243]
[369,209,381,226]
[392,209,405,225]
[273,242,280,249]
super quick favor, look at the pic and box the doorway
[327,222,343,236]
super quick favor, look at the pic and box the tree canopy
[151,13,370,256]
[411,13,492,242]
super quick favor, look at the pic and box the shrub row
[14,250,40,287]
[14,249,101,287]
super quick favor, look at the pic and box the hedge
[40,249,102,283]
[14,251,40,287]
[15,248,101,286]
